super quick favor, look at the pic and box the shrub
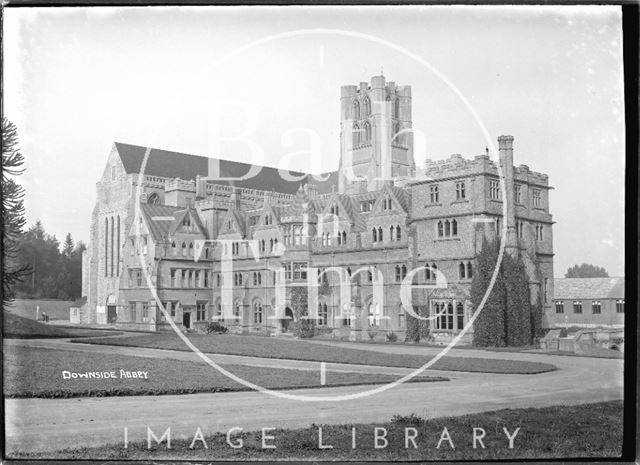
[391,412,427,427]
[385,331,398,342]
[293,319,316,338]
[206,322,228,334]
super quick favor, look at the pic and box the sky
[3,5,625,277]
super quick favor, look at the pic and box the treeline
[14,221,86,301]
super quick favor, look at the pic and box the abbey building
[80,74,554,343]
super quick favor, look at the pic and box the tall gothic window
[352,100,360,119]
[363,96,371,116]
[363,121,372,143]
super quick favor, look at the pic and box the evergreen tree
[471,237,506,347]
[291,285,315,338]
[2,118,31,305]
[503,251,532,346]
[63,233,74,258]
[472,237,539,347]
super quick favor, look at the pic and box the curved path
[4,338,623,455]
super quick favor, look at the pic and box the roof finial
[380,66,384,76]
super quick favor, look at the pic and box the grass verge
[73,333,557,374]
[3,345,445,398]
[3,313,119,339]
[11,401,623,460]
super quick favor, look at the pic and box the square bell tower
[338,74,414,193]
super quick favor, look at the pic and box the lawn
[73,333,557,374]
[3,345,445,399]
[6,298,73,321]
[2,313,119,339]
[14,401,623,460]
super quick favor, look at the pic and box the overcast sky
[4,5,624,277]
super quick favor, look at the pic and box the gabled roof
[139,204,184,242]
[554,277,625,300]
[390,185,410,212]
[169,207,208,238]
[114,142,338,195]
[370,184,409,215]
[218,208,246,237]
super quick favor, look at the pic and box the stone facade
[81,75,555,341]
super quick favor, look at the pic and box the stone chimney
[498,135,517,252]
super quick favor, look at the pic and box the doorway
[182,312,191,329]
[107,305,117,324]
[282,307,294,332]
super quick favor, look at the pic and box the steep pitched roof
[169,207,208,238]
[554,277,625,300]
[114,142,338,195]
[139,204,183,242]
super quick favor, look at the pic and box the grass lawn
[73,333,557,374]
[6,298,73,320]
[15,401,623,460]
[3,313,118,339]
[3,345,445,399]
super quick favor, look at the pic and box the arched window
[425,264,431,281]
[372,228,377,242]
[437,221,444,237]
[205,247,209,259]
[171,241,176,255]
[396,225,401,240]
[363,121,372,142]
[234,300,241,320]
[432,263,438,281]
[452,219,458,236]
[353,100,360,119]
[270,238,274,252]
[378,227,383,242]
[253,301,263,324]
[459,262,466,279]
[363,96,371,116]
[217,273,221,287]
[390,226,395,241]
[253,272,258,286]
[394,122,402,146]
[401,265,407,279]
[394,98,400,118]
[189,242,194,256]
[457,302,465,330]
[445,220,451,237]
[142,237,148,255]
[467,262,473,279]
[342,231,347,245]
[181,242,187,257]
[148,192,160,205]
[395,265,401,282]
[352,123,360,147]
[367,302,380,326]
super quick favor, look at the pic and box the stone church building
[81,74,554,342]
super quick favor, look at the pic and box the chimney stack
[497,135,517,251]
